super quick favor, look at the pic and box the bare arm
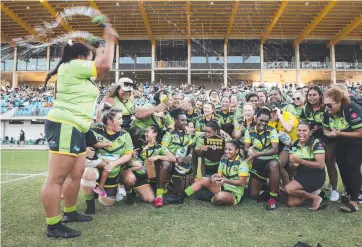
[94,27,117,75]
[251,142,278,158]
[135,104,165,119]
[278,116,293,133]
[93,141,112,149]
[114,153,133,166]
[292,153,325,169]
[336,128,362,139]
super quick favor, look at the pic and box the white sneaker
[330,190,340,202]
[119,186,127,196]
[116,192,124,202]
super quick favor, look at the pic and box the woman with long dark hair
[42,27,116,238]
[97,77,135,131]
[323,87,362,213]
[300,86,339,202]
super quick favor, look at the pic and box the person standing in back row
[323,86,362,213]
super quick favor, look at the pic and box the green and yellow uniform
[162,129,194,175]
[91,126,133,188]
[290,138,326,192]
[134,143,170,187]
[300,104,325,139]
[113,96,135,131]
[130,102,174,135]
[216,109,235,124]
[45,59,99,156]
[244,127,279,181]
[217,155,249,204]
[186,108,200,125]
[282,104,303,118]
[268,111,299,143]
[194,114,224,132]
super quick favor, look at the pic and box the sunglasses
[292,97,301,101]
[324,103,335,109]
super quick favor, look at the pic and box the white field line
[2,173,47,176]
[1,172,48,184]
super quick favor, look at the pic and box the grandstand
[0,0,361,141]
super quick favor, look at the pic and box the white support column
[46,45,50,72]
[12,46,18,89]
[187,40,191,85]
[260,43,264,84]
[223,43,227,87]
[295,44,301,86]
[151,42,155,83]
[330,45,336,85]
[115,42,120,83]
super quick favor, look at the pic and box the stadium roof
[1,0,362,46]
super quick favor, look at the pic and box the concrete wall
[1,120,44,141]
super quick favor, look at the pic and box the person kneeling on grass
[284,122,327,211]
[175,140,249,205]
[125,125,176,206]
[82,104,133,213]
[244,107,280,210]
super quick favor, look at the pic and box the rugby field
[1,150,361,247]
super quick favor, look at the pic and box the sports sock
[184,186,195,197]
[156,188,163,197]
[63,205,76,213]
[46,214,61,225]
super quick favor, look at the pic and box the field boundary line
[2,173,48,176]
[1,172,48,184]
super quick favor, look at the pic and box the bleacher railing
[228,63,261,69]
[263,62,296,69]
[336,62,362,70]
[301,62,331,69]
[155,61,188,69]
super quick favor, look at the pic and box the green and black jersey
[244,126,279,160]
[161,130,193,158]
[186,109,200,125]
[194,114,224,132]
[300,104,324,127]
[290,138,325,172]
[217,155,249,201]
[216,109,235,124]
[113,96,135,130]
[282,104,303,118]
[135,143,169,176]
[322,102,362,143]
[91,126,133,180]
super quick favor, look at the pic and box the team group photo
[1,1,362,246]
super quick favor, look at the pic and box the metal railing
[264,62,296,69]
[191,63,224,70]
[301,61,331,69]
[228,63,261,69]
[116,63,152,70]
[155,61,188,68]
[336,62,362,70]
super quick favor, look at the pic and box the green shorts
[218,185,243,205]
[45,119,86,156]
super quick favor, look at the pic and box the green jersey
[282,104,303,118]
[113,96,135,130]
[216,109,235,124]
[47,59,99,132]
[161,129,193,158]
[290,138,325,172]
[244,127,279,160]
[194,114,224,133]
[92,126,133,177]
[135,144,169,176]
[217,155,249,198]
[300,104,324,127]
[130,102,174,135]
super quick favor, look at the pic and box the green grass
[2,150,362,247]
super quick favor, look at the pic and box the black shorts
[133,171,149,188]
[205,165,218,177]
[96,168,121,189]
[250,159,279,182]
[295,170,326,193]
[44,119,86,156]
